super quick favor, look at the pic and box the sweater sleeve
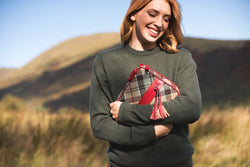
[118,52,202,125]
[89,54,156,146]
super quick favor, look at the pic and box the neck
[129,40,156,51]
[129,25,157,51]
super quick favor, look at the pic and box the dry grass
[0,95,249,167]
[190,106,250,167]
[0,95,108,167]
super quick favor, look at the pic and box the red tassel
[158,101,170,118]
[150,84,170,120]
[150,99,160,120]
[150,88,160,120]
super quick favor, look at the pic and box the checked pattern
[117,66,179,105]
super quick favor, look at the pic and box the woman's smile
[148,26,160,38]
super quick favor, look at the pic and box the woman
[89,0,202,166]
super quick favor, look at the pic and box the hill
[182,37,247,53]
[0,68,16,81]
[182,38,250,107]
[0,33,249,111]
[0,33,120,108]
[0,33,120,90]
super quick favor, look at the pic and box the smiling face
[129,0,171,50]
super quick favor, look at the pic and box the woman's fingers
[110,101,122,121]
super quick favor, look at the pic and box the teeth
[150,29,158,34]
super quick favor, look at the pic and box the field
[0,34,249,166]
[191,106,249,166]
[0,95,249,167]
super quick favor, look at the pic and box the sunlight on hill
[0,68,16,81]
[0,33,120,89]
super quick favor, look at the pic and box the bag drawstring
[150,84,170,120]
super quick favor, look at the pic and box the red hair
[120,0,184,53]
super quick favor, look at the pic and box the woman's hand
[154,124,173,138]
[110,101,122,121]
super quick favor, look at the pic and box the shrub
[0,94,26,112]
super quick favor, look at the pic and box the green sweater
[89,44,202,167]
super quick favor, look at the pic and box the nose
[154,17,163,29]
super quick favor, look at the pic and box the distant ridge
[182,37,248,53]
[0,33,121,89]
[0,33,249,110]
[0,68,16,81]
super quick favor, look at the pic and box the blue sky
[0,0,250,68]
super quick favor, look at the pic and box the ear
[130,15,136,21]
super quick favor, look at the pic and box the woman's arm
[90,55,158,146]
[116,52,202,125]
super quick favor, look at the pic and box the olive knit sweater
[89,44,202,167]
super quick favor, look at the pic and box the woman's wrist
[154,124,173,138]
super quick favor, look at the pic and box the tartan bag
[117,63,180,120]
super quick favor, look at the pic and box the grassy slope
[182,37,248,53]
[0,33,120,89]
[190,40,250,107]
[0,68,16,81]
[0,95,108,167]
[1,34,247,91]
[190,106,250,166]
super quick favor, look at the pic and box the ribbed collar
[125,44,162,56]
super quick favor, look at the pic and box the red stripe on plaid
[139,64,179,95]
[139,78,163,105]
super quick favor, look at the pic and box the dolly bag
[117,63,180,120]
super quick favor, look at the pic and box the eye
[164,19,169,22]
[164,17,170,23]
[148,12,156,17]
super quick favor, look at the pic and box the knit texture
[89,44,202,167]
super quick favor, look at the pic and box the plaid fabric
[117,64,179,105]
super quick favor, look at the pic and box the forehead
[143,0,171,15]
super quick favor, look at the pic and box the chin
[139,32,162,46]
[144,36,160,44]
[146,33,163,42]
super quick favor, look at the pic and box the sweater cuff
[131,125,157,145]
[118,102,154,125]
[118,103,157,144]
[118,102,130,124]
